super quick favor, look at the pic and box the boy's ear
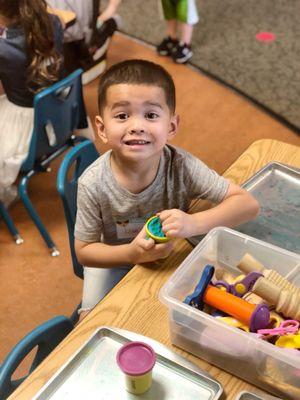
[95,115,108,144]
[167,114,179,141]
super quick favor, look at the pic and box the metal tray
[188,162,300,253]
[33,326,223,400]
[235,391,282,400]
[236,162,300,254]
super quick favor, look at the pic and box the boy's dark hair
[98,59,176,115]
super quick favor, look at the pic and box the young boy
[157,0,199,63]
[74,59,259,316]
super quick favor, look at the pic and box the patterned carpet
[117,0,300,133]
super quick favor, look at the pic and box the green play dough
[148,217,166,238]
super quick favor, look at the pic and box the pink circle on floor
[256,32,276,42]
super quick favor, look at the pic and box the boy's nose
[128,116,146,134]
[129,127,145,134]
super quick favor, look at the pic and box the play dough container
[145,216,170,243]
[116,341,156,395]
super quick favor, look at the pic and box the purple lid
[250,304,270,332]
[116,341,156,376]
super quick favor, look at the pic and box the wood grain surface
[47,7,76,27]
[9,139,300,400]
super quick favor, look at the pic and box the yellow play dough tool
[275,334,300,349]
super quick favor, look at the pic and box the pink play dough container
[116,341,156,395]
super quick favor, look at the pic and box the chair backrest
[22,69,88,172]
[57,140,99,279]
[0,316,73,399]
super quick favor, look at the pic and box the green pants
[161,0,199,25]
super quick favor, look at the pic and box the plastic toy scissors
[257,319,299,337]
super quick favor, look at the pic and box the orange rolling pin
[184,265,270,332]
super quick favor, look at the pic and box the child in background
[47,0,121,78]
[0,0,64,205]
[74,59,259,317]
[157,0,199,63]
[90,0,122,61]
[95,0,121,26]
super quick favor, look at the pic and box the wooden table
[48,7,76,28]
[9,139,300,400]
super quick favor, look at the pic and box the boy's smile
[96,83,178,164]
[123,138,151,147]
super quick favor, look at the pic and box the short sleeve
[74,181,103,242]
[183,152,229,203]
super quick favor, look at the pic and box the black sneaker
[157,36,178,56]
[172,42,193,64]
[90,15,121,61]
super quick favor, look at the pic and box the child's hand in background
[128,226,173,264]
[158,209,195,238]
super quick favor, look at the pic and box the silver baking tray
[236,162,300,254]
[235,391,282,400]
[33,326,223,400]
[188,162,300,253]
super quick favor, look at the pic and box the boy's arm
[159,182,259,238]
[75,239,133,267]
[190,182,259,234]
[75,226,173,267]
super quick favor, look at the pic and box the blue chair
[2,69,89,256]
[57,140,99,280]
[0,201,23,244]
[57,141,99,323]
[58,142,131,322]
[0,316,73,399]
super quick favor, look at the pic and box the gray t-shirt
[75,145,229,244]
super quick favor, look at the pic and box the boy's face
[96,84,178,163]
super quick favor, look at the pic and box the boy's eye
[146,112,159,119]
[115,113,128,120]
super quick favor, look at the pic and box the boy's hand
[158,209,195,238]
[128,226,173,264]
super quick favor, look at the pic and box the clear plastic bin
[159,227,300,399]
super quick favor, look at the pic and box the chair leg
[70,302,81,325]
[19,175,59,256]
[0,201,23,244]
